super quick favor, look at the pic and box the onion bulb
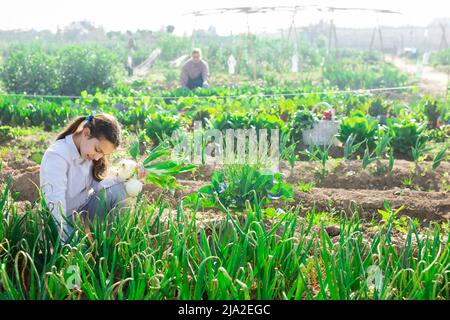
[125,178,143,197]
[117,159,137,181]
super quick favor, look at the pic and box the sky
[0,0,449,35]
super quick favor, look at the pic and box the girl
[40,113,136,242]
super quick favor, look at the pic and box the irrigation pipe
[0,85,424,101]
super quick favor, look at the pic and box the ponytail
[56,116,87,141]
[56,113,121,182]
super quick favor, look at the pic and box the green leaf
[129,140,139,160]
[432,144,448,171]
[30,151,44,165]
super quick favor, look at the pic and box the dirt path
[385,54,449,96]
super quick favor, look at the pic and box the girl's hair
[57,113,121,181]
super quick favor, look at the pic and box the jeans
[78,182,128,222]
[64,182,129,241]
[187,75,204,90]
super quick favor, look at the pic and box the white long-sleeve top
[39,134,119,238]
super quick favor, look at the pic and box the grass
[0,182,448,300]
[401,177,414,188]
[297,181,316,193]
[305,210,340,227]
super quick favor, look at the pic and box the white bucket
[302,120,340,146]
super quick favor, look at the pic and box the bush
[0,46,119,96]
[431,49,450,67]
[1,50,59,94]
[323,61,408,90]
[57,46,119,95]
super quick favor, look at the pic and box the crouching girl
[40,113,136,243]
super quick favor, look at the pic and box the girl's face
[79,128,116,161]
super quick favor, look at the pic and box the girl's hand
[137,163,147,180]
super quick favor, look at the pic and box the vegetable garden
[0,32,449,300]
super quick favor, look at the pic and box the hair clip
[85,111,96,122]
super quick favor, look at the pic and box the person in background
[127,37,136,77]
[180,48,209,89]
[127,54,133,76]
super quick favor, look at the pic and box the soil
[289,160,450,192]
[291,188,450,222]
[1,160,41,202]
[178,160,450,192]
[142,173,450,222]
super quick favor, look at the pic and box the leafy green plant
[338,111,379,152]
[0,46,118,96]
[306,210,340,226]
[249,113,285,132]
[388,147,394,173]
[343,133,366,160]
[301,145,331,178]
[0,182,448,300]
[426,125,449,143]
[401,177,414,188]
[388,119,427,157]
[190,108,212,128]
[411,136,431,168]
[374,130,394,175]
[0,126,15,142]
[322,61,408,89]
[368,96,390,118]
[362,129,392,175]
[432,144,448,171]
[280,130,297,176]
[145,113,183,145]
[128,138,140,160]
[362,144,377,170]
[186,164,294,211]
[142,142,196,189]
[422,96,441,128]
[431,48,450,67]
[211,112,249,131]
[377,201,414,233]
[290,109,319,144]
[298,181,315,193]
